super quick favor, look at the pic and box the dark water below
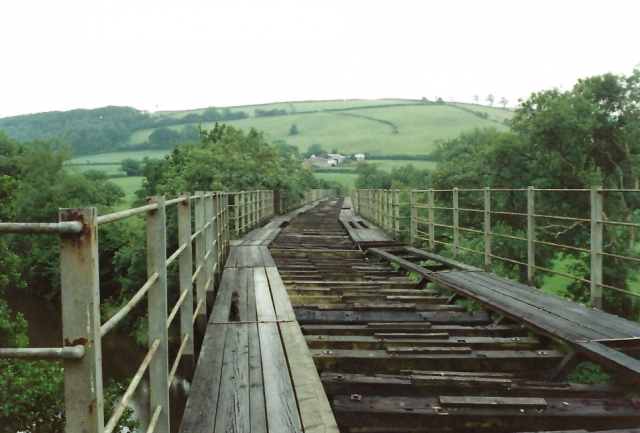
[6,290,190,432]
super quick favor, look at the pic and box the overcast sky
[0,0,638,119]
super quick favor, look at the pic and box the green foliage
[289,124,299,135]
[255,108,287,117]
[566,362,614,384]
[0,106,151,155]
[121,158,142,176]
[304,143,326,158]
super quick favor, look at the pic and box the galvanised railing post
[212,192,221,289]
[410,190,417,246]
[241,192,247,235]
[384,190,390,234]
[194,191,207,333]
[453,187,459,260]
[178,193,194,377]
[59,207,104,433]
[233,194,239,237]
[428,189,435,251]
[484,187,492,272]
[373,190,378,224]
[395,189,400,243]
[205,192,215,311]
[146,196,170,433]
[527,186,535,286]
[591,186,603,309]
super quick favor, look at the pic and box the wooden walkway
[180,196,640,433]
[179,200,338,433]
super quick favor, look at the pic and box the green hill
[1,99,513,193]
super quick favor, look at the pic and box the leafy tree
[180,125,200,142]
[121,158,141,176]
[289,124,299,135]
[304,143,326,158]
[500,97,508,109]
[486,94,495,106]
[148,127,180,148]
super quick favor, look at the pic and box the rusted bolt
[323,350,332,354]
[351,394,362,401]
[355,316,361,319]
[317,336,324,339]
[335,375,345,381]
[537,351,547,355]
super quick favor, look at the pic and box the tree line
[0,123,341,431]
[356,70,640,321]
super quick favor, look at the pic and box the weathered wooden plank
[301,324,518,337]
[439,395,547,408]
[178,268,237,433]
[312,349,564,373]
[295,309,490,326]
[259,245,276,267]
[247,268,267,433]
[333,395,640,431]
[304,335,539,351]
[214,268,250,432]
[320,372,625,399]
[254,267,303,432]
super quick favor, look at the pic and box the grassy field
[125,100,512,157]
[68,150,170,164]
[66,164,125,175]
[110,176,143,210]
[314,172,359,189]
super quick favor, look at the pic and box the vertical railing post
[591,186,603,309]
[394,189,400,243]
[241,191,247,235]
[205,192,215,311]
[178,193,194,378]
[212,192,221,289]
[279,195,283,215]
[453,187,459,260]
[527,186,535,286]
[411,190,417,246]
[194,191,207,333]
[59,207,104,433]
[428,189,435,251]
[484,187,492,272]
[146,196,170,432]
[224,193,230,258]
[385,190,391,234]
[233,194,239,237]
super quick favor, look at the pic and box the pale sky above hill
[0,0,638,119]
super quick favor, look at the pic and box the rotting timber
[268,197,640,433]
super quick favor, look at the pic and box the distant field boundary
[64,162,121,166]
[365,154,439,161]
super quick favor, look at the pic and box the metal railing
[229,190,274,237]
[351,189,404,242]
[229,189,335,237]
[353,187,640,309]
[0,187,337,432]
[0,191,234,433]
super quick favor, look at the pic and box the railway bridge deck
[181,196,640,433]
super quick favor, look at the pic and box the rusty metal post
[241,192,247,235]
[212,192,220,289]
[484,187,492,272]
[453,187,459,260]
[395,189,401,243]
[411,190,417,247]
[178,193,194,377]
[233,194,239,237]
[591,186,603,309]
[204,192,215,312]
[146,196,170,432]
[59,207,104,432]
[527,186,535,286]
[428,189,435,251]
[194,192,207,333]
